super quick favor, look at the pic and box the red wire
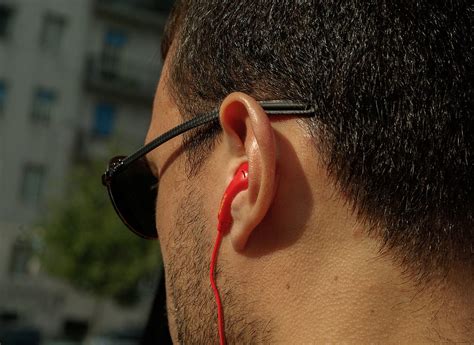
[210,230,226,345]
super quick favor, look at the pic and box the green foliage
[38,160,161,305]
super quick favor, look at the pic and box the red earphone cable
[210,230,226,345]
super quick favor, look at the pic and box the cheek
[155,156,220,255]
[155,166,183,253]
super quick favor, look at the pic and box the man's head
[146,1,473,342]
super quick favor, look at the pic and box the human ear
[218,92,278,251]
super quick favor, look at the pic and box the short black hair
[163,1,474,280]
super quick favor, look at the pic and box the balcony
[84,55,160,103]
[94,0,171,31]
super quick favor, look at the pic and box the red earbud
[217,162,249,233]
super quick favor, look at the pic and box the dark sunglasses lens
[108,157,158,239]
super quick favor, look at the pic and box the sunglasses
[102,100,315,239]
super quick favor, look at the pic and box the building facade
[0,0,170,341]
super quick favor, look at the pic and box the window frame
[0,4,14,41]
[20,163,46,205]
[39,12,67,53]
[93,101,117,137]
[0,79,7,117]
[31,87,58,124]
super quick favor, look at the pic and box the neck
[268,224,474,343]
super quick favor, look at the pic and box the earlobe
[219,93,278,251]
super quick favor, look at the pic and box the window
[93,102,116,137]
[9,239,33,275]
[0,311,19,325]
[156,0,174,11]
[31,87,57,123]
[0,5,13,40]
[105,29,127,48]
[20,164,46,205]
[101,29,127,79]
[62,319,89,341]
[0,80,6,116]
[40,13,66,52]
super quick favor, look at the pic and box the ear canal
[217,162,249,233]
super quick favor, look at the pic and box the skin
[145,60,474,344]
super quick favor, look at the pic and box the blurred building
[0,0,170,341]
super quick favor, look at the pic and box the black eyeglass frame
[102,100,316,239]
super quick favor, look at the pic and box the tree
[38,159,161,305]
